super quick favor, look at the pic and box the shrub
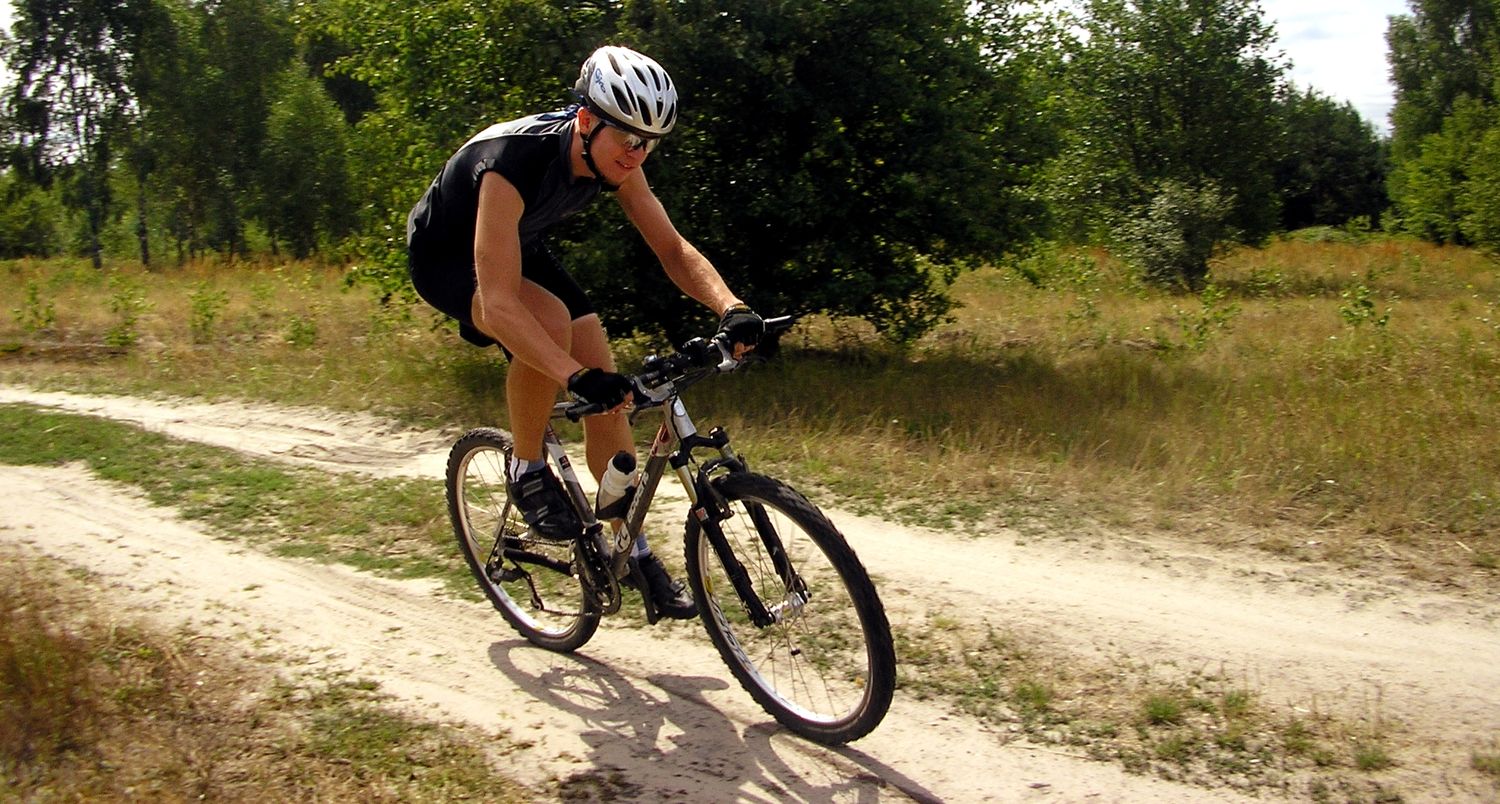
[1116,180,1240,288]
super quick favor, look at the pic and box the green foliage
[1389,97,1500,246]
[188,282,228,344]
[1115,180,1240,288]
[11,282,58,335]
[3,0,160,268]
[1171,282,1241,350]
[1387,0,1499,161]
[1143,693,1186,726]
[1337,282,1392,330]
[1050,0,1285,248]
[1386,1,1500,249]
[104,274,150,348]
[601,0,1049,342]
[1458,119,1500,247]
[1273,88,1390,230]
[259,68,355,258]
[313,0,1051,343]
[0,174,63,257]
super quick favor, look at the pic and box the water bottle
[595,450,637,520]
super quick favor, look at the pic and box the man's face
[581,110,659,184]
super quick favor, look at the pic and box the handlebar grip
[763,314,799,335]
[564,401,607,422]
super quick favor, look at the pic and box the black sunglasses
[599,118,662,153]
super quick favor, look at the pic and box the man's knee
[570,314,614,369]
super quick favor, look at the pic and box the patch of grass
[1220,688,1254,718]
[1142,693,1186,726]
[0,548,532,801]
[1353,741,1394,771]
[0,405,469,594]
[4,247,1500,589]
[1473,749,1500,777]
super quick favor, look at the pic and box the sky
[0,1,1412,131]
[1260,0,1413,133]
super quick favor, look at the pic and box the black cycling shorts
[407,242,594,350]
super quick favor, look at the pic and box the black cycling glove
[567,367,635,408]
[717,304,764,352]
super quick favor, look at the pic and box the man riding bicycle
[406,46,764,620]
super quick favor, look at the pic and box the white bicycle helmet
[574,45,678,137]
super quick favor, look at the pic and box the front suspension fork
[676,429,804,628]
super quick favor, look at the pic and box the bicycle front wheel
[684,472,895,744]
[447,428,598,652]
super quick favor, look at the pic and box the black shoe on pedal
[628,553,697,620]
[506,467,581,541]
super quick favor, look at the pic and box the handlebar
[560,314,798,421]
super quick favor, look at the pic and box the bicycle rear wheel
[446,428,598,652]
[684,472,895,744]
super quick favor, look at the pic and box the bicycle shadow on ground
[486,640,939,802]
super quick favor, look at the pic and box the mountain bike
[445,317,895,745]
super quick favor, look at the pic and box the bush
[1115,180,1240,288]
[0,176,63,258]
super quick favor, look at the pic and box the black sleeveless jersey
[406,109,603,266]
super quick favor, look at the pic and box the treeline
[0,0,1493,340]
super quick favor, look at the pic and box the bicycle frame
[541,345,801,627]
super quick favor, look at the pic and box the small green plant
[189,283,230,344]
[1473,749,1500,777]
[1011,679,1054,716]
[286,314,318,348]
[1153,733,1195,761]
[1338,281,1391,329]
[1220,688,1255,718]
[1242,265,1289,298]
[1353,740,1394,771]
[104,274,150,348]
[1172,282,1241,350]
[1142,693,1185,726]
[11,281,57,334]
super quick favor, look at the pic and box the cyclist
[406,45,764,620]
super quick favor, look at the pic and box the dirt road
[3,387,1497,801]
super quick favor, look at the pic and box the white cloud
[1260,0,1412,132]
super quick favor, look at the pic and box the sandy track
[4,387,1498,801]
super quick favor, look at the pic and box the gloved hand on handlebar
[567,367,635,409]
[717,303,764,358]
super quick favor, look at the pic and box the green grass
[0,404,471,595]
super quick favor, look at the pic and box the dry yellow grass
[3,236,1498,588]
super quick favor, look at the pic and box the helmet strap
[578,114,620,191]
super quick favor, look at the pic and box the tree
[3,0,157,268]
[0,169,63,257]
[1049,0,1286,284]
[1386,0,1500,246]
[1387,0,1499,161]
[310,0,1051,342]
[1389,95,1498,245]
[1273,88,1389,231]
[259,67,354,258]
